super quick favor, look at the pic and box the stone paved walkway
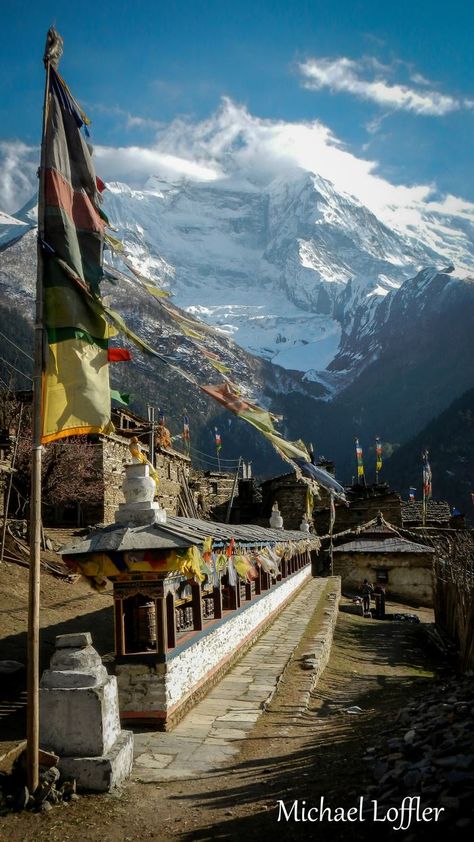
[132,576,329,782]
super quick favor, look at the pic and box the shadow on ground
[0,606,114,744]
[169,616,445,842]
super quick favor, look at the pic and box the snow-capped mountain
[2,164,474,394]
[0,209,29,248]
[1,179,474,483]
[100,169,474,377]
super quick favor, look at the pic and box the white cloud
[94,144,222,183]
[0,141,38,213]
[299,56,472,116]
[1,98,473,249]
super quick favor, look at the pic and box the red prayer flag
[107,348,132,362]
[96,176,106,193]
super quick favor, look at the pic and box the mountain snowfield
[98,168,474,380]
[1,164,474,389]
[1,164,474,490]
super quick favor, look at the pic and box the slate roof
[331,512,434,555]
[60,515,320,557]
[333,536,435,555]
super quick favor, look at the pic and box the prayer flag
[183,412,190,455]
[110,390,131,406]
[107,347,132,362]
[200,382,310,466]
[215,427,222,454]
[409,487,416,502]
[329,490,336,534]
[355,438,364,478]
[422,450,432,500]
[376,436,383,472]
[41,66,113,442]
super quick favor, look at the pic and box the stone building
[332,513,435,606]
[53,405,191,526]
[401,500,452,529]
[260,472,313,530]
[313,483,403,535]
[189,470,237,521]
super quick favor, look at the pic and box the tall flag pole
[355,438,365,484]
[27,27,148,792]
[183,411,190,456]
[329,490,336,576]
[422,449,432,526]
[375,436,382,484]
[27,25,63,797]
[215,427,222,472]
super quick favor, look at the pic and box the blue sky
[1,0,473,212]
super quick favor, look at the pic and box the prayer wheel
[134,599,157,649]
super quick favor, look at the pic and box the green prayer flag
[110,389,131,406]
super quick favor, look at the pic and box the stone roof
[61,515,321,557]
[331,511,434,555]
[333,536,435,555]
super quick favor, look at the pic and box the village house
[331,513,435,606]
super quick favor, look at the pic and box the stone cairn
[39,632,134,792]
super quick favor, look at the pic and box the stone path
[132,577,329,782]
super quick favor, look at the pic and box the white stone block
[40,676,121,757]
[56,632,92,649]
[58,730,134,792]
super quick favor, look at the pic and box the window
[375,569,389,584]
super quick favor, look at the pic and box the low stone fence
[268,577,341,715]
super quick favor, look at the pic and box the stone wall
[115,564,312,727]
[333,551,433,606]
[99,437,190,525]
[155,447,190,516]
[102,435,130,525]
[190,471,236,520]
[314,488,402,534]
[260,474,309,530]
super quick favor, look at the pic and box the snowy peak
[0,209,29,248]
[1,165,474,379]
[98,168,473,376]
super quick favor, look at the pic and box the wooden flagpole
[329,490,335,576]
[422,451,427,527]
[26,33,52,795]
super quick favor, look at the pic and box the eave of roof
[61,515,321,557]
[333,536,435,554]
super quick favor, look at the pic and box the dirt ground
[0,558,449,842]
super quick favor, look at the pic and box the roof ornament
[299,514,310,534]
[270,501,283,530]
[115,439,166,527]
